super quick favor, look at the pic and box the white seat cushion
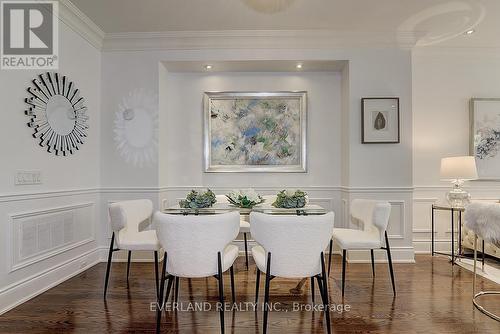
[332,228,381,250]
[223,244,239,271]
[240,220,251,233]
[251,245,267,273]
[118,229,160,251]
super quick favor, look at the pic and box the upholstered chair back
[154,211,240,277]
[250,212,334,278]
[108,199,153,245]
[350,199,391,243]
[216,194,229,203]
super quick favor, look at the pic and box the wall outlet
[15,170,42,185]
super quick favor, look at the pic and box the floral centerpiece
[272,189,308,208]
[226,188,264,208]
[179,189,217,209]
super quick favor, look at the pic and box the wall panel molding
[9,203,95,272]
[0,188,99,203]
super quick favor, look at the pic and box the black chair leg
[263,252,271,334]
[385,232,396,296]
[321,252,332,334]
[244,233,249,270]
[370,249,375,277]
[165,276,174,304]
[217,252,225,334]
[341,249,346,298]
[315,275,325,305]
[156,252,167,334]
[126,251,132,282]
[328,239,333,276]
[174,276,180,303]
[311,276,315,303]
[103,232,115,299]
[230,265,236,303]
[154,251,159,300]
[255,268,260,304]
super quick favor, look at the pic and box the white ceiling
[69,0,500,47]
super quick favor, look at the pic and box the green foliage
[226,195,264,208]
[272,190,307,208]
[179,189,217,209]
[226,189,264,208]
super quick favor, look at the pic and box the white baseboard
[108,249,164,262]
[0,247,102,315]
[346,247,415,263]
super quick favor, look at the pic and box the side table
[431,204,485,265]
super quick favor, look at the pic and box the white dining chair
[250,211,335,334]
[105,199,161,299]
[261,194,277,205]
[154,211,240,334]
[330,199,395,297]
[216,194,251,269]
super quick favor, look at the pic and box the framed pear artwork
[361,97,400,144]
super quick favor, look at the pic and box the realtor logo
[1,1,58,69]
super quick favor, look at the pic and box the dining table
[162,202,329,295]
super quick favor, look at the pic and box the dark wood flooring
[1,255,499,333]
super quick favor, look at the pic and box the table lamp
[440,156,478,208]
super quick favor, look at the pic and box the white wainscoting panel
[9,203,95,272]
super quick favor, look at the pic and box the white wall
[100,48,414,263]
[0,20,102,313]
[412,47,500,253]
[163,71,341,188]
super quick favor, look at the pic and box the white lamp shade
[440,156,478,180]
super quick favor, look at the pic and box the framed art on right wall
[362,97,400,143]
[470,98,500,180]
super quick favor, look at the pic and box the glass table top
[163,203,327,215]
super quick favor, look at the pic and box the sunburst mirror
[25,72,89,156]
[113,89,158,167]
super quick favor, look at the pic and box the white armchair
[216,195,251,269]
[105,199,161,299]
[154,211,240,334]
[261,194,277,205]
[330,199,394,297]
[250,212,335,334]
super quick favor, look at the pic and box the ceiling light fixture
[296,63,303,69]
[205,65,213,70]
[465,29,475,35]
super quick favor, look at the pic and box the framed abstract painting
[204,91,307,172]
[361,97,400,144]
[470,98,500,180]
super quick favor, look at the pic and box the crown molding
[55,0,105,50]
[102,29,418,52]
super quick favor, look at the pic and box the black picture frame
[361,97,400,144]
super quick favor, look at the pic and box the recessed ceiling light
[205,65,213,70]
[296,63,303,69]
[465,29,475,35]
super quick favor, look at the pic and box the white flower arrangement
[226,188,264,208]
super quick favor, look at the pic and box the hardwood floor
[1,255,499,333]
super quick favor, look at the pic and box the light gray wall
[162,71,341,188]
[412,47,500,253]
[0,21,102,313]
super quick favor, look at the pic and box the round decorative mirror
[113,89,158,167]
[25,72,89,156]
